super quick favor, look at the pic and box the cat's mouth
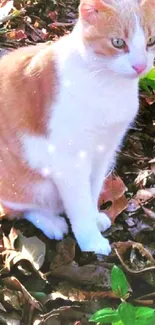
[129,70,147,79]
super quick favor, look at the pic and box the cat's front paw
[46,216,69,240]
[24,211,68,240]
[96,212,111,232]
[77,232,111,256]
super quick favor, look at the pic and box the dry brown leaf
[48,261,111,291]
[149,158,155,174]
[104,195,128,222]
[1,229,46,272]
[127,188,155,212]
[136,188,155,201]
[0,203,5,218]
[17,233,46,270]
[114,241,155,273]
[52,287,117,302]
[50,237,76,270]
[47,10,58,21]
[2,277,42,311]
[99,174,128,222]
[3,288,22,311]
[99,174,127,203]
[135,170,151,187]
[1,228,20,271]
[7,29,27,40]
[0,310,20,325]
[142,207,155,220]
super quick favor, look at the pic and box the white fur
[24,210,68,240]
[5,16,155,255]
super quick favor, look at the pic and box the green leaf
[135,307,155,325]
[139,67,155,92]
[113,321,124,325]
[90,308,120,324]
[111,266,129,298]
[144,79,155,90]
[145,67,155,80]
[139,78,155,95]
[118,302,136,325]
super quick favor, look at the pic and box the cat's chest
[52,66,139,134]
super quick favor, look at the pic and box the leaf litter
[0,0,155,324]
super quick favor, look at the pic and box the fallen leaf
[0,203,5,218]
[17,233,46,270]
[0,303,6,312]
[2,228,20,272]
[142,207,155,220]
[104,195,128,222]
[50,236,76,270]
[0,310,20,325]
[47,10,58,21]
[7,29,27,40]
[136,188,155,201]
[127,188,155,212]
[48,261,112,291]
[99,174,127,203]
[135,170,151,187]
[114,241,155,272]
[3,288,22,311]
[2,277,42,311]
[149,158,155,174]
[99,174,128,222]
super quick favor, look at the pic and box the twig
[24,19,44,41]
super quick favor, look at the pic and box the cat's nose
[132,63,147,74]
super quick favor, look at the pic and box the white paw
[96,212,111,232]
[24,211,68,240]
[77,232,111,256]
[49,215,69,240]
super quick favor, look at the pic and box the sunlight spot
[96,145,105,152]
[41,167,51,177]
[64,79,71,87]
[78,150,87,159]
[48,144,56,153]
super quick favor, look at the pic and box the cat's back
[0,43,58,135]
[0,43,59,211]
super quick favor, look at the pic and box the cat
[0,0,155,255]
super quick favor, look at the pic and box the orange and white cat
[0,0,155,255]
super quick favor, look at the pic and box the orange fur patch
[140,0,155,38]
[0,44,58,213]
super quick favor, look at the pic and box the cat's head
[79,0,155,78]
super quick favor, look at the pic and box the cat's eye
[147,36,155,47]
[111,38,126,49]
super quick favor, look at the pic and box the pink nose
[132,63,147,74]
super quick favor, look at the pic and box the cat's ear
[138,0,155,6]
[79,0,114,24]
[137,0,147,5]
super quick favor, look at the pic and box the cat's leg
[52,158,111,255]
[24,210,68,240]
[91,156,113,232]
